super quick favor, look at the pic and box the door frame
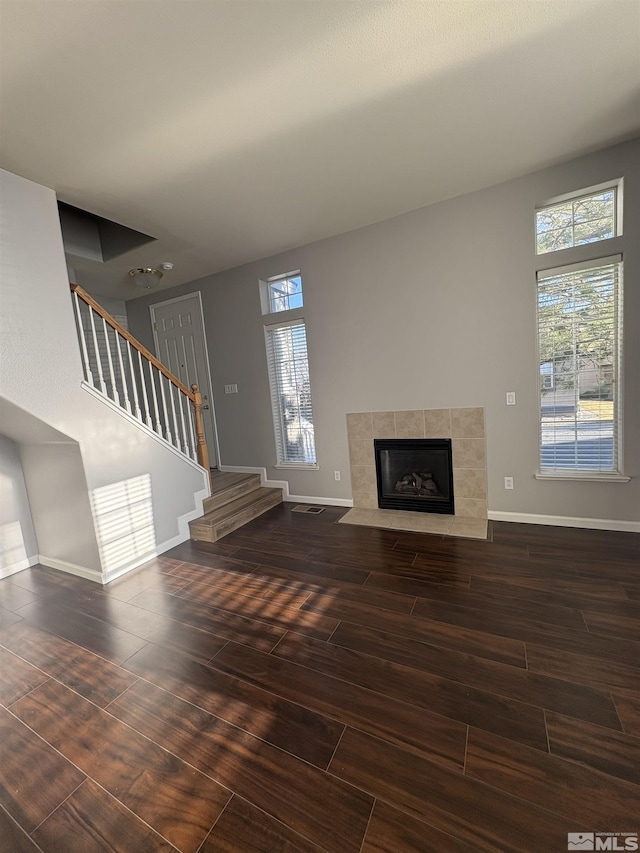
[149,291,220,469]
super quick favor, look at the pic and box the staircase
[72,283,283,546]
[189,472,283,542]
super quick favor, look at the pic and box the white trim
[101,485,208,584]
[149,290,220,468]
[218,464,352,507]
[171,485,209,546]
[536,177,623,221]
[488,510,640,533]
[0,554,40,580]
[537,252,622,278]
[38,555,103,583]
[535,472,630,483]
[274,463,320,471]
[33,487,209,586]
[219,464,288,493]
[284,494,353,508]
[81,382,208,479]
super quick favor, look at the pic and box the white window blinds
[265,319,316,465]
[537,256,622,473]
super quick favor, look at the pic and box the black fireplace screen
[374,438,454,514]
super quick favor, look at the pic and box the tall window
[265,319,316,465]
[535,181,623,476]
[537,256,623,474]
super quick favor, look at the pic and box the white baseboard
[284,495,354,507]
[219,464,289,497]
[175,486,209,539]
[102,485,210,584]
[0,554,40,580]
[33,486,210,586]
[38,555,103,583]
[218,465,353,507]
[488,510,640,533]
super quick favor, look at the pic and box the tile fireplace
[344,407,488,539]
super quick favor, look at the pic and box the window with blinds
[265,319,316,466]
[537,256,622,474]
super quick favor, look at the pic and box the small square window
[262,273,303,314]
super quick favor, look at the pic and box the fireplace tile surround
[343,407,488,539]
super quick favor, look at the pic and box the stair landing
[189,471,283,543]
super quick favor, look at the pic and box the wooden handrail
[191,384,210,474]
[71,282,212,485]
[70,283,194,400]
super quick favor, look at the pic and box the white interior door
[150,293,217,468]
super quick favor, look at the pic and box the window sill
[274,463,319,471]
[535,472,630,483]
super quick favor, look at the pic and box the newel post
[191,384,211,487]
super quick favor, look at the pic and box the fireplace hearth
[374,438,454,514]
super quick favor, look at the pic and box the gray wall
[0,434,39,575]
[1,169,209,580]
[127,138,640,523]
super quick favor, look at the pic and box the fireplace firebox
[374,438,454,514]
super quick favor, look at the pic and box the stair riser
[190,489,283,543]
[213,492,283,540]
[203,475,261,513]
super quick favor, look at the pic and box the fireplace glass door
[374,438,454,514]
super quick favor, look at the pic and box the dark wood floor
[1,507,639,852]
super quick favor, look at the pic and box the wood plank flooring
[1,507,639,852]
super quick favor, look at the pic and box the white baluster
[115,332,131,413]
[73,292,94,386]
[102,318,119,406]
[137,350,153,427]
[159,375,172,443]
[126,342,142,420]
[177,388,189,456]
[168,381,181,451]
[148,362,162,435]
[88,307,107,394]
[186,395,197,461]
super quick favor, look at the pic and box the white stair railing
[71,284,210,476]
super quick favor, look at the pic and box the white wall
[0,169,209,580]
[127,137,637,527]
[19,442,102,576]
[0,435,39,577]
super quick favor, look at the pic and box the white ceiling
[1,0,639,301]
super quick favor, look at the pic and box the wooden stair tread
[201,487,281,524]
[209,471,260,492]
[204,473,261,513]
[190,483,283,543]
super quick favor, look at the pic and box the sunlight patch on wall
[91,474,156,573]
[0,520,27,570]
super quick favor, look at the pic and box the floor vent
[291,505,325,514]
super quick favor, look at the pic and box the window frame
[260,270,304,316]
[535,178,623,256]
[535,254,626,480]
[263,314,318,470]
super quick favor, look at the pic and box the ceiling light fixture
[129,267,163,289]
